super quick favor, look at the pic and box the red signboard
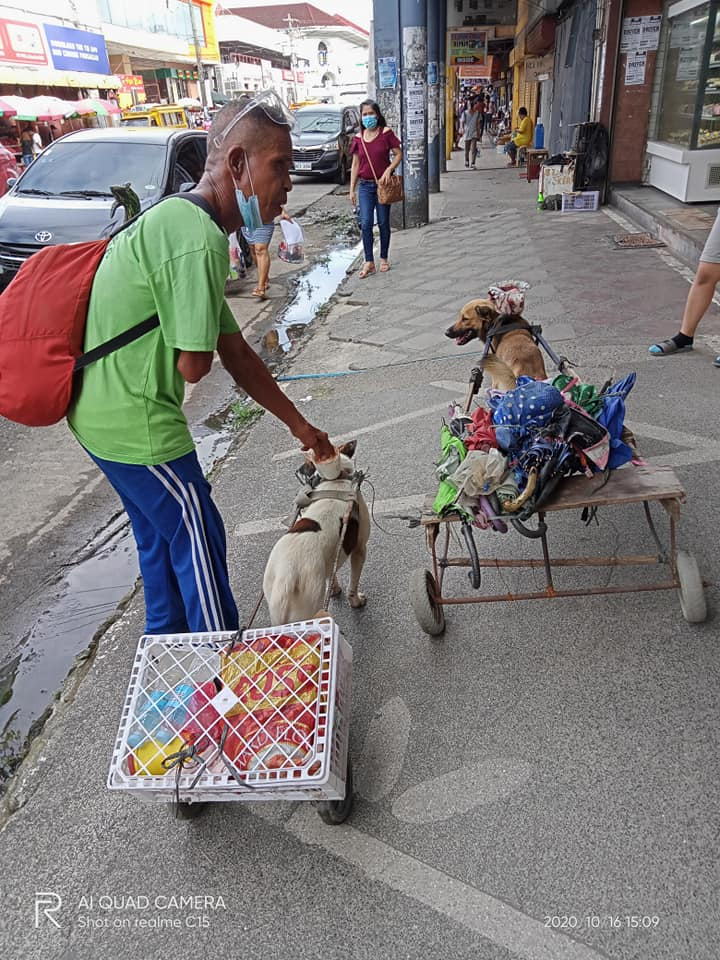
[0,18,48,65]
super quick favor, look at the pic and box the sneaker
[465,161,469,168]
[470,164,476,170]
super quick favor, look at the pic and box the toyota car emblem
[35,231,53,242]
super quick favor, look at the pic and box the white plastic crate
[108,618,351,804]
[561,190,600,212]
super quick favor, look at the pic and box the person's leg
[470,138,478,167]
[357,181,376,276]
[464,139,470,166]
[90,451,239,633]
[650,209,720,358]
[253,242,270,296]
[507,142,517,165]
[377,202,391,269]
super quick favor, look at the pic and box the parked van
[121,105,189,129]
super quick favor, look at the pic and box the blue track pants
[88,449,239,635]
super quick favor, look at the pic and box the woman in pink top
[349,100,402,277]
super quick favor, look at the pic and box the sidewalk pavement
[2,144,719,960]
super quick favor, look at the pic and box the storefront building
[97,0,221,106]
[0,1,117,98]
[646,0,720,200]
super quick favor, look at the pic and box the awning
[0,65,121,90]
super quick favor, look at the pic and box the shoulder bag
[360,132,404,205]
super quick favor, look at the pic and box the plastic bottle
[534,118,544,150]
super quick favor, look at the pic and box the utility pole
[284,14,300,104]
[187,0,208,108]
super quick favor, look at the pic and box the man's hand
[294,421,334,462]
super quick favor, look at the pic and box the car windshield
[295,112,341,135]
[16,140,167,200]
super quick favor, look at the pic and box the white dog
[263,441,370,625]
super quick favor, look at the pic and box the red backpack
[0,192,217,427]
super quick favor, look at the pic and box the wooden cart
[410,464,707,635]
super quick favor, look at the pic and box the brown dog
[445,299,547,381]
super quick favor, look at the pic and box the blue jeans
[358,180,391,262]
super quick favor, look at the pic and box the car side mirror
[6,177,16,188]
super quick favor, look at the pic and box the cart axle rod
[434,581,679,605]
[440,554,664,569]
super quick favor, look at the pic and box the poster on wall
[378,56,397,89]
[625,50,647,85]
[405,77,426,139]
[427,61,438,85]
[620,16,661,53]
[676,48,701,81]
[448,28,488,66]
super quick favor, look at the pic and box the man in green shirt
[68,92,333,634]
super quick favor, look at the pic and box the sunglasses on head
[212,89,295,150]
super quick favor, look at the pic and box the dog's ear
[337,439,357,459]
[475,304,498,341]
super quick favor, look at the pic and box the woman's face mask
[362,115,378,130]
[234,153,262,231]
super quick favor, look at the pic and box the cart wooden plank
[422,465,685,525]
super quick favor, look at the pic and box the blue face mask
[234,155,263,231]
[362,115,378,130]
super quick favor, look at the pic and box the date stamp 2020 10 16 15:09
[544,915,661,931]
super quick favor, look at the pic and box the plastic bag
[278,218,305,263]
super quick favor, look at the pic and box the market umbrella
[65,97,121,118]
[0,97,17,118]
[4,95,71,121]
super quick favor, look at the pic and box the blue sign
[43,24,110,75]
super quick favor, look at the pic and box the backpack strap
[73,193,225,373]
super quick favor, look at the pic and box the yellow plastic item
[129,736,184,776]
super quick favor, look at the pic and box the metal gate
[547,0,597,154]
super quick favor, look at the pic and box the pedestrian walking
[649,207,720,366]
[67,91,333,635]
[241,206,292,298]
[460,98,481,169]
[349,99,402,278]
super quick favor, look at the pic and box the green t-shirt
[68,197,239,465]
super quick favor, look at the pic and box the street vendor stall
[410,282,707,634]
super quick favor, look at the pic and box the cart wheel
[316,754,354,825]
[173,800,207,821]
[676,550,707,623]
[409,568,446,636]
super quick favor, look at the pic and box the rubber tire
[676,550,707,623]
[316,754,354,825]
[409,568,446,636]
[173,800,207,820]
[336,156,348,185]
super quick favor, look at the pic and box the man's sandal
[648,338,693,356]
[359,264,376,278]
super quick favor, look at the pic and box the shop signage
[625,50,647,85]
[620,15,662,53]
[43,24,110,75]
[449,28,488,66]
[525,54,553,82]
[0,17,48,65]
[676,48,700,81]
